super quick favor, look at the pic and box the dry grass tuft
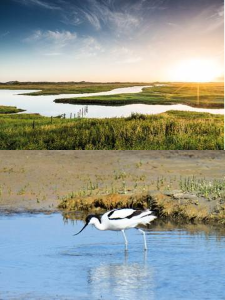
[58,192,225,224]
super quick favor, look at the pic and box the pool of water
[0,213,224,300]
[0,87,223,118]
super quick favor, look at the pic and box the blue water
[0,213,224,300]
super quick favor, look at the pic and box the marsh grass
[56,82,224,109]
[58,175,225,224]
[0,82,146,95]
[58,192,225,224]
[0,111,223,150]
[179,177,225,201]
[0,105,25,114]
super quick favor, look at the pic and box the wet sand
[0,151,224,213]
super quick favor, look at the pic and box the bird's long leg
[138,229,147,251]
[121,230,128,251]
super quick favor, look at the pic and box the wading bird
[74,208,156,250]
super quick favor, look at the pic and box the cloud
[63,0,141,33]
[111,46,143,64]
[209,5,224,19]
[82,10,102,30]
[71,36,105,59]
[14,0,167,37]
[206,4,224,32]
[24,29,104,58]
[13,0,61,10]
[25,30,77,48]
[166,22,179,27]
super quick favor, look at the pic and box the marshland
[0,82,224,150]
[55,82,224,108]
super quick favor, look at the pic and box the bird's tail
[142,215,157,225]
[140,210,157,225]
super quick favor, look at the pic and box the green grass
[1,82,223,109]
[56,82,224,109]
[0,111,223,150]
[0,82,147,95]
[0,105,25,114]
[179,177,225,201]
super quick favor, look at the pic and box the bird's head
[73,214,100,236]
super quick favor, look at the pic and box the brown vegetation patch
[58,192,225,225]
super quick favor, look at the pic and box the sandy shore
[0,150,224,213]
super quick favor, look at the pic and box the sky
[0,0,224,82]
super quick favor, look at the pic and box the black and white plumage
[74,208,157,250]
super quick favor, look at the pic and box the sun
[170,59,222,82]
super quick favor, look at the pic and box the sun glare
[170,59,222,82]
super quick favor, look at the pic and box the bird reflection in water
[87,252,154,300]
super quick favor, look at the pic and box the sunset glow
[170,59,222,82]
[0,0,223,82]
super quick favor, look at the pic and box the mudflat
[0,150,224,214]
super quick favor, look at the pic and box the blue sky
[0,0,223,81]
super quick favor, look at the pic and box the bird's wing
[107,209,142,220]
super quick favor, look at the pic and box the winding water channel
[0,86,223,118]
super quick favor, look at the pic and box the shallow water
[0,213,224,300]
[0,87,223,118]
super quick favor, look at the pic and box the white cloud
[111,46,143,64]
[69,0,141,33]
[73,36,105,59]
[13,0,61,10]
[82,11,102,30]
[218,8,224,18]
[206,5,224,32]
[25,30,77,48]
[24,29,104,58]
[111,47,131,55]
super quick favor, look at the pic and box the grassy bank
[0,81,147,95]
[0,105,25,114]
[0,111,223,150]
[59,177,225,225]
[59,190,225,225]
[56,82,224,109]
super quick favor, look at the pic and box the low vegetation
[0,105,25,114]
[0,111,223,150]
[0,81,146,95]
[59,191,225,225]
[179,177,225,201]
[56,82,224,109]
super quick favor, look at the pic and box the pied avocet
[74,208,156,250]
